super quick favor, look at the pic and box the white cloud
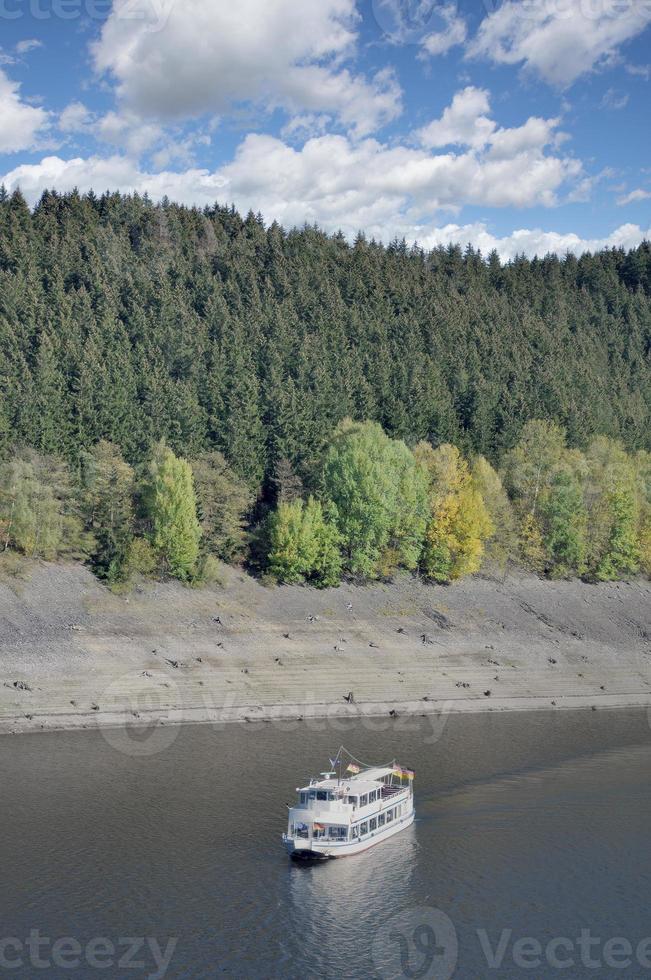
[59,101,92,133]
[417,88,564,174]
[420,4,467,57]
[600,88,629,109]
[0,68,48,152]
[15,39,43,55]
[626,62,651,79]
[95,110,164,156]
[415,220,651,261]
[1,152,646,260]
[468,0,651,87]
[616,188,651,205]
[0,119,580,226]
[92,0,401,137]
[0,154,228,205]
[417,87,495,149]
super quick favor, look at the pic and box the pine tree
[80,441,135,581]
[191,450,253,562]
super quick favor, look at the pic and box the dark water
[1,708,651,979]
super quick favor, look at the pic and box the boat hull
[284,809,414,860]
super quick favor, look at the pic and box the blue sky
[0,0,650,257]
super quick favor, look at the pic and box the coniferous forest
[0,188,650,586]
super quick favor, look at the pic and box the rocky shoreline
[1,561,650,737]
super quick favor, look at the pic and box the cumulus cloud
[420,4,467,57]
[415,220,651,261]
[417,87,495,149]
[1,151,646,260]
[59,101,92,133]
[0,117,580,229]
[416,88,564,166]
[0,68,48,152]
[468,0,651,87]
[92,0,401,137]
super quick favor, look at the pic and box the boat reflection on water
[284,819,419,972]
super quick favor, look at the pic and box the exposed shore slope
[1,562,650,736]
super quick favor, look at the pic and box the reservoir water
[1,708,650,978]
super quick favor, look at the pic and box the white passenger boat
[282,748,415,859]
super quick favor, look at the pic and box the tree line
[1,420,649,587]
[0,187,649,586]
[0,187,649,501]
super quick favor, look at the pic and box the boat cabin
[287,766,412,845]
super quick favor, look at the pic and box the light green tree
[143,443,201,580]
[538,469,588,577]
[320,419,429,579]
[584,437,639,580]
[265,496,343,587]
[0,448,91,560]
[471,455,517,570]
[635,450,651,576]
[502,419,568,517]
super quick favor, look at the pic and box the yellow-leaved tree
[414,442,493,583]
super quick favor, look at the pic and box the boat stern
[282,833,328,860]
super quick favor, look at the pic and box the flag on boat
[346,763,361,774]
[313,822,326,831]
[393,766,415,779]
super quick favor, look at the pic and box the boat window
[299,792,307,805]
[386,809,394,822]
[351,826,359,838]
[347,796,357,806]
[360,794,368,806]
[378,813,386,826]
[369,817,377,831]
[308,790,317,799]
[329,826,347,839]
[360,821,368,835]
[316,790,328,801]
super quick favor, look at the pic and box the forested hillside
[1,189,650,588]
[1,188,650,493]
